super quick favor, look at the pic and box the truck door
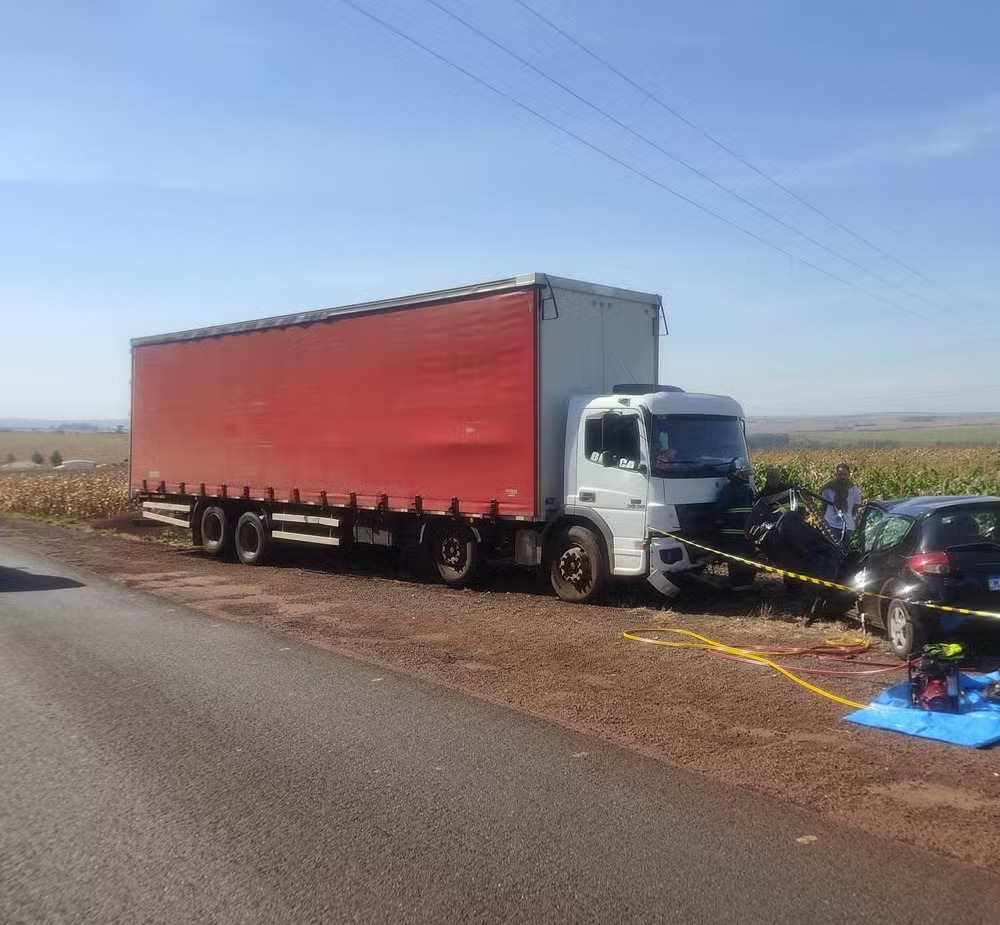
[576,410,649,575]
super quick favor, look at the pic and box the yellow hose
[622,627,867,710]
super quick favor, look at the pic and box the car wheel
[885,598,926,661]
[235,512,270,566]
[200,505,233,558]
[549,526,606,603]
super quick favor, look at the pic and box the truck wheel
[549,526,606,603]
[885,598,926,661]
[434,522,478,586]
[235,512,270,566]
[200,505,233,558]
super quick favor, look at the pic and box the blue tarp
[844,671,1000,748]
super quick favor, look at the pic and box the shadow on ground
[0,566,85,593]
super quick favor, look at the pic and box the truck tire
[433,521,478,587]
[235,511,270,566]
[200,505,233,558]
[549,526,606,603]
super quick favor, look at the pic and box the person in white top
[820,463,862,542]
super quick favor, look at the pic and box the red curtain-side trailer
[131,287,540,517]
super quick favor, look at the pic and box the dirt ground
[4,515,1000,875]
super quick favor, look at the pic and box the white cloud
[790,94,1000,182]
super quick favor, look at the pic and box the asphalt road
[2,541,998,924]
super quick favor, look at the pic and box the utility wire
[447,1,999,340]
[338,1,934,321]
[512,0,946,292]
[423,0,944,321]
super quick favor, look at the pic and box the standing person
[820,463,862,544]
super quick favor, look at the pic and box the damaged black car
[747,491,1000,659]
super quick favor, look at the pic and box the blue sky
[1,0,998,419]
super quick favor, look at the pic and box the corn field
[755,447,1000,499]
[1,448,999,523]
[0,467,136,520]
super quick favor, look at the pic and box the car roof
[875,496,1000,517]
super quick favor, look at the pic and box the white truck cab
[559,384,750,599]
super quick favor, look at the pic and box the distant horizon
[3,409,1000,429]
[0,418,129,430]
[746,410,1000,422]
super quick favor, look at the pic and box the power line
[423,0,946,323]
[511,0,947,293]
[512,0,998,334]
[338,1,936,323]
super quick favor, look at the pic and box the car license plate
[990,577,1000,592]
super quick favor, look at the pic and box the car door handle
[579,490,595,503]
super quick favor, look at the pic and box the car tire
[200,505,233,558]
[885,598,926,661]
[235,511,270,566]
[549,526,606,603]
[433,521,478,587]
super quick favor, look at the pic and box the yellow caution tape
[622,627,866,709]
[653,530,1000,621]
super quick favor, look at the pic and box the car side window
[870,515,914,553]
[860,508,886,554]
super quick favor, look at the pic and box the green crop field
[754,446,1000,499]
[788,424,1000,447]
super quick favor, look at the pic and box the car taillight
[908,551,951,576]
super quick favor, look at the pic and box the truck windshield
[650,414,748,479]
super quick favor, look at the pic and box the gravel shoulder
[3,515,1000,874]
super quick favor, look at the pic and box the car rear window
[922,506,1000,548]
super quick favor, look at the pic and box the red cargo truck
[133,274,748,601]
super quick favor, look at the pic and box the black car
[844,496,1000,659]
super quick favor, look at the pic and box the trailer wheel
[433,522,478,587]
[549,526,606,603]
[200,505,233,558]
[235,512,270,566]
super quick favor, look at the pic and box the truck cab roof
[580,389,745,418]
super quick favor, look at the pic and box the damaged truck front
[131,273,748,603]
